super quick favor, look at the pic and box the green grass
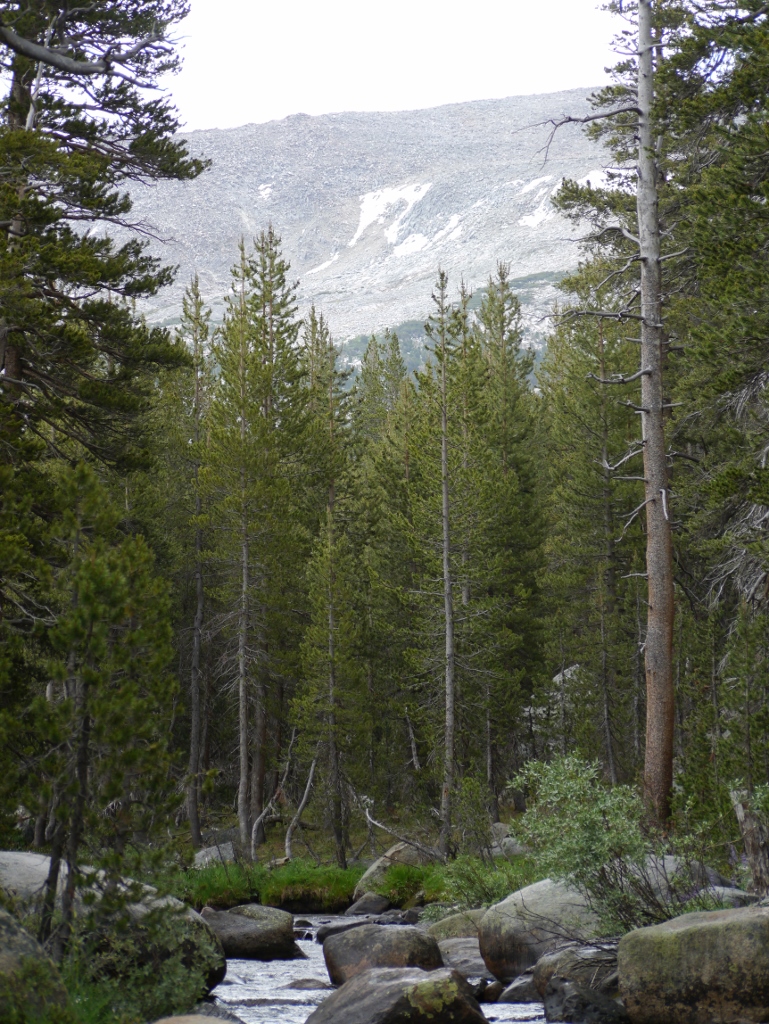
[373,855,541,911]
[161,858,365,912]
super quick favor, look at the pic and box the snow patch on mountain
[349,183,432,248]
[307,252,339,275]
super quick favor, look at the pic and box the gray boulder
[194,842,235,868]
[490,822,529,858]
[0,851,60,907]
[544,976,630,1024]
[428,909,485,940]
[499,969,541,1002]
[439,937,494,980]
[283,977,333,990]
[353,842,434,900]
[323,923,443,985]
[0,907,69,1016]
[200,905,306,960]
[479,879,602,983]
[305,966,487,1024]
[690,885,757,909]
[618,905,769,1024]
[534,941,619,998]
[346,891,392,916]
[317,917,372,943]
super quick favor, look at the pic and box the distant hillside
[122,90,605,353]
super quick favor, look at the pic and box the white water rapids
[211,915,546,1024]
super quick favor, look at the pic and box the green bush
[373,855,539,911]
[439,854,538,908]
[0,957,75,1024]
[54,907,220,1024]
[512,755,714,933]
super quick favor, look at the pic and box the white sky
[164,0,626,131]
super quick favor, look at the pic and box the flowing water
[211,915,546,1024]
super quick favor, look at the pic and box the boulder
[544,976,630,1024]
[490,822,529,858]
[499,969,541,1002]
[479,878,602,983]
[633,854,732,901]
[200,905,306,960]
[0,907,69,1017]
[283,977,333,990]
[438,937,494,980]
[346,891,392,916]
[353,842,433,900]
[534,941,619,998]
[194,842,235,868]
[123,897,226,992]
[0,852,225,995]
[375,908,421,925]
[189,1007,245,1023]
[317,917,371,943]
[323,923,443,985]
[618,905,769,1024]
[156,1016,244,1024]
[305,966,487,1024]
[480,980,504,1003]
[0,851,60,908]
[691,884,757,908]
[428,909,486,940]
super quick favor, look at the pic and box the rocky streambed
[210,915,546,1024]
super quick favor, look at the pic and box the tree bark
[731,790,769,896]
[637,0,675,822]
[237,272,251,852]
[250,675,267,846]
[188,330,204,846]
[52,678,90,961]
[438,276,456,859]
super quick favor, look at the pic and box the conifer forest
[4,1,769,1021]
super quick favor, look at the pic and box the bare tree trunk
[237,267,251,853]
[637,0,675,822]
[438,279,456,859]
[238,513,250,852]
[188,496,204,848]
[286,754,317,860]
[732,790,769,896]
[251,675,267,846]
[52,678,90,961]
[327,481,346,870]
[406,713,421,772]
[38,820,65,945]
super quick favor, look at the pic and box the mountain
[126,89,607,358]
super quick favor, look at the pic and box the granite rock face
[120,92,607,355]
[618,905,769,1024]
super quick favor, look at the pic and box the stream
[211,915,546,1024]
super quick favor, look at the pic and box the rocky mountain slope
[127,88,607,356]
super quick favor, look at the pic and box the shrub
[61,907,219,1024]
[439,854,538,908]
[512,755,712,933]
